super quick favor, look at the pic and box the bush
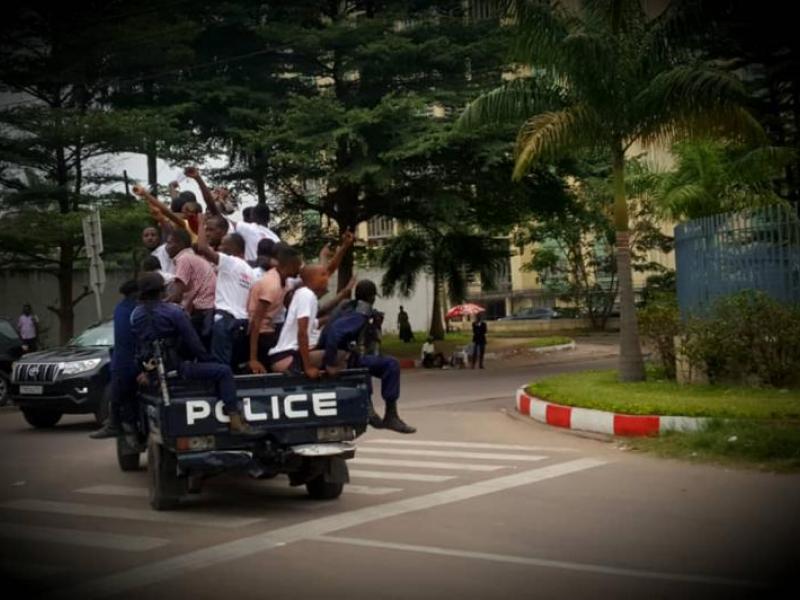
[638,294,680,380]
[681,291,800,387]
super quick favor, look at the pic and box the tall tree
[458,0,764,381]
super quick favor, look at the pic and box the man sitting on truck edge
[131,272,258,436]
[319,280,416,434]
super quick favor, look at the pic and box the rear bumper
[175,443,356,475]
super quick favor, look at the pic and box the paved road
[0,353,797,599]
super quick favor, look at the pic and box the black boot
[382,401,416,434]
[90,408,120,439]
[228,411,263,437]
[368,403,384,429]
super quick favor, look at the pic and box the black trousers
[471,342,486,368]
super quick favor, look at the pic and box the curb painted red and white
[515,387,708,437]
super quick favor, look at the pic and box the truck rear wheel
[22,408,62,429]
[306,476,344,500]
[116,435,141,472]
[147,439,185,510]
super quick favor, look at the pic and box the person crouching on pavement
[131,272,258,436]
[320,280,416,434]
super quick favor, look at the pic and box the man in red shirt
[165,228,217,346]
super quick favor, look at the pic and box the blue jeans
[210,312,248,368]
[179,361,237,413]
[358,355,400,403]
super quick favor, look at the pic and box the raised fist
[132,185,147,196]
[183,166,199,179]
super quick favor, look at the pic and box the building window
[367,215,394,239]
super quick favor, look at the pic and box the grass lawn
[527,369,800,420]
[381,331,572,360]
[528,368,800,471]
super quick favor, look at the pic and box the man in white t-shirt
[142,226,175,275]
[196,214,256,368]
[185,166,279,262]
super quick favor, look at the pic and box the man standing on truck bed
[131,272,257,436]
[320,280,416,434]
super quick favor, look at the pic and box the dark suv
[10,320,113,428]
[0,318,25,406]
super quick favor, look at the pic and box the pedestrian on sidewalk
[397,305,414,343]
[471,313,487,369]
[17,303,39,352]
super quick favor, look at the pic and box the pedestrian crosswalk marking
[351,458,504,472]
[365,439,578,452]
[0,522,169,552]
[358,447,547,462]
[0,499,263,529]
[77,485,147,498]
[343,485,401,496]
[349,469,456,483]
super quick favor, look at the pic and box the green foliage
[653,140,794,221]
[638,294,680,380]
[629,420,800,472]
[527,369,800,420]
[681,291,800,387]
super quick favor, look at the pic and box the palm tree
[458,0,765,381]
[380,228,508,340]
[654,140,793,221]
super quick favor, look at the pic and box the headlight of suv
[60,358,102,376]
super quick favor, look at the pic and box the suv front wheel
[22,408,62,428]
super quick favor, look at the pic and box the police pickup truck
[120,364,371,510]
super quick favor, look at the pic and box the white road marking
[51,458,607,600]
[366,439,578,452]
[350,469,456,483]
[358,447,547,462]
[343,485,401,496]
[0,500,262,529]
[351,458,504,472]
[311,536,768,589]
[0,522,168,552]
[76,485,147,498]
[0,559,68,579]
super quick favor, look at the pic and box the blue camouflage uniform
[111,296,140,425]
[319,301,400,404]
[130,301,237,413]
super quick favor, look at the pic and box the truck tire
[116,435,141,472]
[21,408,62,429]
[94,383,112,426]
[147,439,184,510]
[306,476,344,500]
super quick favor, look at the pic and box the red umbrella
[446,303,486,319]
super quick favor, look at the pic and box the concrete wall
[0,269,133,346]
[0,267,435,346]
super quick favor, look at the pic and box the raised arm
[318,276,356,319]
[133,185,186,230]
[184,166,219,216]
[324,230,355,276]
[194,213,220,265]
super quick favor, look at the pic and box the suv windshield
[68,322,114,347]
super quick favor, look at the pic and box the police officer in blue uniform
[130,272,258,436]
[90,279,140,439]
[320,280,416,434]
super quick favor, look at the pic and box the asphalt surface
[0,350,798,599]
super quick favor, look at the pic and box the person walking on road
[471,313,487,369]
[17,304,39,352]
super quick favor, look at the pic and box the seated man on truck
[319,280,416,434]
[131,272,258,436]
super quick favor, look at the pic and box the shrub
[681,291,800,387]
[638,293,680,380]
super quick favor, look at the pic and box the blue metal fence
[674,204,800,317]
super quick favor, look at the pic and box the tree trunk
[58,240,75,344]
[612,147,645,382]
[146,141,158,195]
[429,270,445,340]
[255,170,267,205]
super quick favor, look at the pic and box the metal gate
[674,204,800,317]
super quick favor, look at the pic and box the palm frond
[511,0,576,69]
[513,103,604,180]
[379,231,430,298]
[456,76,565,132]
